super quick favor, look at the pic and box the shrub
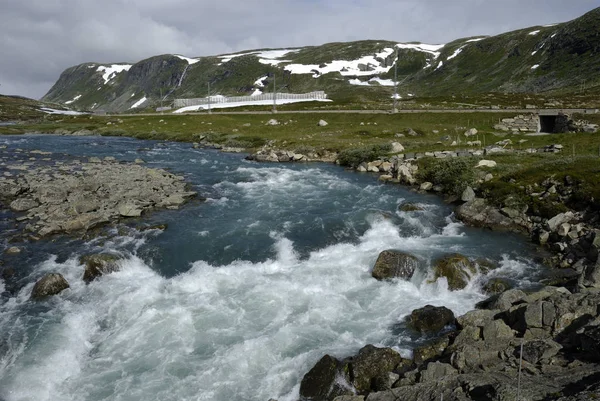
[417,157,476,196]
[337,144,392,167]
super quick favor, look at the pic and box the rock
[333,397,364,401]
[266,119,279,126]
[420,362,457,383]
[390,142,404,153]
[9,198,39,212]
[409,305,455,334]
[80,253,121,283]
[31,273,70,299]
[117,202,143,217]
[134,158,145,164]
[371,250,419,281]
[464,128,478,137]
[482,320,514,341]
[88,157,102,163]
[413,337,450,365]
[547,212,574,232]
[299,355,352,401]
[486,288,526,311]
[419,182,433,191]
[318,119,329,127]
[461,186,476,202]
[484,173,493,182]
[519,339,562,364]
[398,203,424,212]
[455,198,530,233]
[348,345,403,393]
[5,247,21,255]
[457,309,497,329]
[538,230,550,245]
[573,325,600,362]
[476,160,497,168]
[557,223,571,237]
[482,278,512,295]
[432,254,476,291]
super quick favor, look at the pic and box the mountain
[42,7,600,112]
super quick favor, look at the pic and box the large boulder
[432,254,476,291]
[299,355,352,401]
[371,250,419,281]
[345,345,403,394]
[31,273,70,299]
[409,305,455,334]
[80,253,121,283]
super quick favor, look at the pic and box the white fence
[173,91,327,108]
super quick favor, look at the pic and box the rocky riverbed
[0,146,196,238]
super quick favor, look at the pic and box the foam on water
[1,216,492,401]
[0,135,543,401]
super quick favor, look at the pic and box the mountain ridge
[42,7,600,112]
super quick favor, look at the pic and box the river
[0,134,544,401]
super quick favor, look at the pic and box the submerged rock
[432,253,476,290]
[398,203,423,212]
[409,305,455,334]
[80,253,121,283]
[371,250,419,281]
[31,273,70,299]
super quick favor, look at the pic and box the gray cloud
[0,0,597,99]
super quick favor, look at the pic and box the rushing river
[0,135,544,401]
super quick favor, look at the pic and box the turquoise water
[0,135,542,401]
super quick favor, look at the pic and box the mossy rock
[398,203,424,212]
[432,253,477,291]
[31,273,70,299]
[372,250,420,281]
[482,278,513,295]
[80,253,121,283]
[345,345,403,394]
[413,336,450,365]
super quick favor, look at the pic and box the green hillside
[41,7,600,112]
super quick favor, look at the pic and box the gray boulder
[371,250,419,281]
[460,186,476,203]
[31,273,70,299]
[409,305,455,334]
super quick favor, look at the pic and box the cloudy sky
[0,0,598,99]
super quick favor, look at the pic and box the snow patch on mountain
[447,47,464,61]
[218,49,299,65]
[174,55,200,65]
[251,89,263,96]
[254,76,268,87]
[130,97,147,109]
[529,30,541,36]
[64,94,81,105]
[96,64,132,84]
[466,37,486,43]
[40,107,87,115]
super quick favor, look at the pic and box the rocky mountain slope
[42,7,600,112]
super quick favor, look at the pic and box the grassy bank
[2,104,600,216]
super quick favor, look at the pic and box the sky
[0,0,598,99]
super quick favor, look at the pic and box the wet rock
[409,305,455,334]
[31,273,70,299]
[456,198,530,233]
[371,250,419,281]
[333,397,364,401]
[80,253,121,283]
[482,277,513,295]
[398,203,423,212]
[432,253,476,290]
[5,247,21,255]
[299,355,352,401]
[347,345,403,394]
